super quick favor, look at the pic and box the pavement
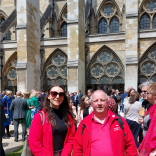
[2,124,24,154]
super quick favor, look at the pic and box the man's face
[87,90,91,97]
[91,91,108,114]
[116,90,119,94]
[141,86,148,100]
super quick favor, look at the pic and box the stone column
[0,49,4,91]
[16,0,40,93]
[67,0,85,94]
[125,0,138,91]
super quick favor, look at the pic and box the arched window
[98,18,107,34]
[153,14,156,28]
[61,22,67,37]
[5,31,11,41]
[0,18,5,26]
[140,14,150,30]
[110,17,119,33]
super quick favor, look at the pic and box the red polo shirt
[91,111,114,156]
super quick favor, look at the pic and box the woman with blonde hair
[2,90,13,138]
[77,95,93,126]
[30,91,39,120]
[23,91,34,129]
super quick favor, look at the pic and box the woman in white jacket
[77,95,93,127]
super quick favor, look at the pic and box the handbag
[5,103,9,119]
[21,111,45,156]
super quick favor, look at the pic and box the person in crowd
[139,80,153,110]
[77,90,83,105]
[138,80,153,144]
[122,86,133,102]
[2,90,13,138]
[23,91,34,129]
[123,88,135,110]
[73,90,138,156]
[68,97,77,122]
[73,92,78,110]
[0,98,6,156]
[69,97,78,132]
[87,89,94,104]
[0,91,5,99]
[29,85,75,156]
[39,89,46,111]
[139,82,156,156]
[111,89,118,104]
[124,91,142,148]
[10,91,29,142]
[30,91,39,120]
[102,86,117,114]
[77,95,93,126]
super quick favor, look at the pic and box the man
[40,89,46,102]
[0,98,6,156]
[87,89,94,104]
[10,91,29,142]
[139,80,153,110]
[77,90,83,104]
[73,92,78,109]
[73,90,138,156]
[0,91,5,99]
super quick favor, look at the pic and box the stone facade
[0,0,156,94]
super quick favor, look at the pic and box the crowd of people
[0,81,156,156]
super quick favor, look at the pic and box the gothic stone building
[0,0,155,94]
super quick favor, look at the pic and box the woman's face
[48,86,64,109]
[84,97,89,105]
[147,89,155,104]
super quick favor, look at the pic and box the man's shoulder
[81,112,93,125]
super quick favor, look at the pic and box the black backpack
[82,114,126,138]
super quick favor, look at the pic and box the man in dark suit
[0,98,6,156]
[10,91,29,142]
[77,90,83,104]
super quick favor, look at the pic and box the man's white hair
[91,90,108,102]
[139,80,153,89]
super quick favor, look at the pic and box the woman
[29,85,75,156]
[77,95,93,126]
[139,82,156,156]
[2,90,13,138]
[124,91,142,148]
[30,91,39,120]
[23,91,34,129]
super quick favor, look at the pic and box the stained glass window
[6,81,13,86]
[142,62,155,75]
[8,68,17,79]
[103,5,114,17]
[46,79,52,85]
[150,49,156,61]
[99,52,111,64]
[112,77,123,84]
[56,77,64,85]
[61,67,67,77]
[146,0,156,12]
[5,31,11,41]
[153,14,156,28]
[139,77,147,83]
[106,64,119,76]
[110,17,119,33]
[140,14,150,30]
[100,76,110,84]
[98,18,107,34]
[0,18,5,26]
[47,67,58,78]
[91,65,103,77]
[54,55,65,66]
[61,22,67,37]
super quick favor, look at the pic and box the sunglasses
[50,91,64,98]
[141,90,147,93]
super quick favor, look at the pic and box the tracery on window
[43,50,67,87]
[60,7,67,37]
[98,2,120,34]
[139,0,156,30]
[87,47,124,85]
[139,46,156,83]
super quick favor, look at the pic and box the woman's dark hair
[129,91,139,104]
[126,88,135,98]
[101,86,112,96]
[41,84,74,129]
[80,95,88,110]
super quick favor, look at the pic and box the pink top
[91,112,114,156]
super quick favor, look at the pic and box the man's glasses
[50,91,64,98]
[141,90,147,93]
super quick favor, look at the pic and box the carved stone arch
[96,0,121,19]
[58,3,67,22]
[42,48,67,90]
[87,45,124,86]
[108,14,120,25]
[0,10,8,19]
[138,42,156,84]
